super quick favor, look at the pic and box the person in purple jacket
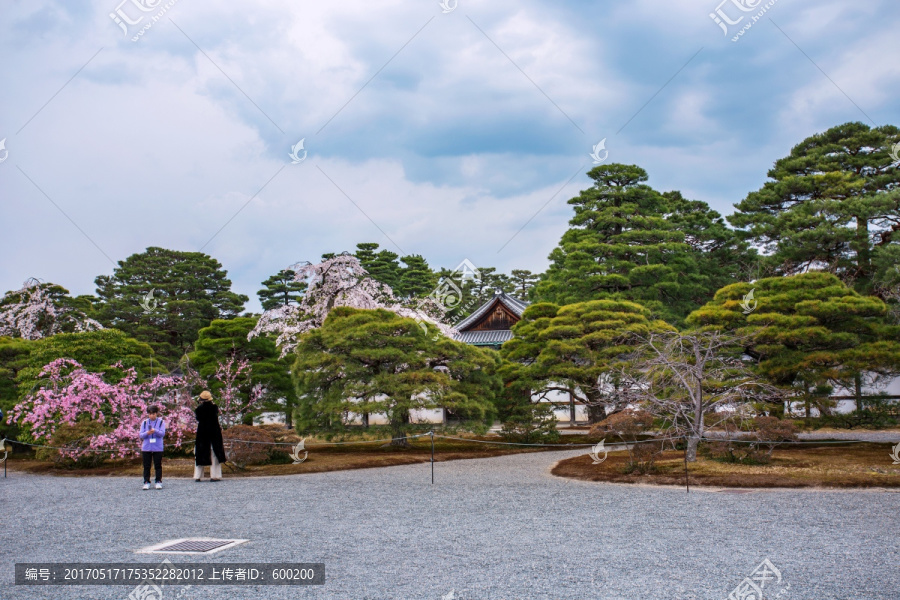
[139,405,166,490]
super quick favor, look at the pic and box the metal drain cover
[138,538,248,554]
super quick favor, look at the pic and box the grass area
[3,433,584,478]
[552,442,900,488]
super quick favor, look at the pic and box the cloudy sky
[2,0,899,311]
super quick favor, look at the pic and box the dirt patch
[551,443,900,488]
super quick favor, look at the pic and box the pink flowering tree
[210,355,267,428]
[250,254,455,354]
[0,279,102,340]
[8,358,196,460]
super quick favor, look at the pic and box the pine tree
[501,299,674,422]
[397,254,437,298]
[533,164,745,324]
[293,307,500,444]
[728,122,900,294]
[510,269,540,298]
[94,247,248,364]
[257,269,307,310]
[189,317,296,426]
[354,243,402,290]
[687,272,900,416]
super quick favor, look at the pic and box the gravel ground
[2,449,899,600]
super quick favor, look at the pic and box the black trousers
[142,451,162,483]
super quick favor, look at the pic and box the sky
[1,0,899,312]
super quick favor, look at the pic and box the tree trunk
[284,401,293,429]
[685,435,700,462]
[568,390,576,425]
[389,409,410,447]
[856,216,871,288]
[855,374,863,412]
[587,404,606,423]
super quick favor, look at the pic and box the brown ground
[3,435,555,478]
[552,443,900,488]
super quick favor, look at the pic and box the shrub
[754,416,798,456]
[500,402,559,443]
[622,441,664,474]
[592,409,660,473]
[222,425,275,469]
[705,417,797,465]
[35,420,110,469]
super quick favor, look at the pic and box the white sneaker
[142,483,150,490]
[155,482,163,490]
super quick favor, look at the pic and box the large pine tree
[728,122,900,294]
[687,272,900,416]
[94,247,247,364]
[534,164,747,324]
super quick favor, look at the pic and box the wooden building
[453,292,529,350]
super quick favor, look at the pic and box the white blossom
[0,279,103,340]
[250,254,455,354]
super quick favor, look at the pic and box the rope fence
[2,431,893,454]
[3,430,897,487]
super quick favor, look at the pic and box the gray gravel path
[2,449,899,600]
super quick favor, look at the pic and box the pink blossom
[8,358,196,460]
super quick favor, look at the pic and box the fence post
[430,431,434,484]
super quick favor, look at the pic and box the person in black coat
[194,390,227,481]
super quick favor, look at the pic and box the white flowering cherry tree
[250,254,455,354]
[0,279,102,340]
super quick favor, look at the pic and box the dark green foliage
[94,247,248,364]
[510,269,540,299]
[398,254,437,298]
[188,317,296,426]
[0,337,32,438]
[257,269,306,310]
[355,243,402,291]
[16,329,157,398]
[534,164,749,324]
[354,243,440,299]
[688,273,900,415]
[501,299,674,422]
[499,401,560,443]
[293,307,500,445]
[729,122,900,294]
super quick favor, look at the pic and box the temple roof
[455,329,515,345]
[453,292,529,348]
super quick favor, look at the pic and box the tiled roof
[454,292,529,332]
[454,330,515,345]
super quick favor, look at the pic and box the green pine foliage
[687,272,900,414]
[188,317,296,426]
[15,329,157,396]
[257,269,307,310]
[534,164,749,324]
[94,247,248,364]
[729,122,900,294]
[293,307,500,445]
[501,299,674,422]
